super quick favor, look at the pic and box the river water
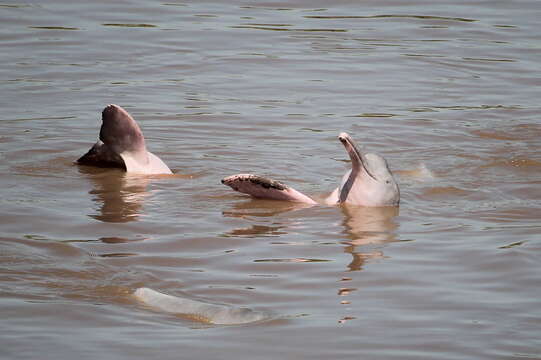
[1,0,540,359]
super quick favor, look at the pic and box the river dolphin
[222,132,399,207]
[134,287,268,325]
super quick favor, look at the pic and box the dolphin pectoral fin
[134,287,267,325]
[222,174,318,205]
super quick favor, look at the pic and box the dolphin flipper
[221,174,317,204]
[134,287,267,325]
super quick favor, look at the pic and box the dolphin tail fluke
[134,287,267,325]
[119,151,172,175]
[76,140,125,169]
[221,174,318,204]
[78,104,172,175]
[100,104,147,155]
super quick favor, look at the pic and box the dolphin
[77,104,172,175]
[134,287,268,325]
[222,132,399,207]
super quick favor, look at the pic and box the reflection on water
[100,236,147,244]
[223,198,315,218]
[222,197,399,272]
[340,205,398,270]
[226,224,287,238]
[221,198,314,237]
[78,166,151,223]
[340,205,399,245]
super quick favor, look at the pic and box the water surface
[1,1,540,359]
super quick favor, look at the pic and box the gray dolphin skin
[222,132,399,207]
[134,287,268,325]
[77,104,172,175]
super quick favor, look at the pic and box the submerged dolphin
[77,104,172,175]
[134,287,268,325]
[222,132,399,207]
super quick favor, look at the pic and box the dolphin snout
[338,132,349,143]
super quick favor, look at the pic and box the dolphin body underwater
[222,132,400,207]
[77,104,172,175]
[134,287,268,325]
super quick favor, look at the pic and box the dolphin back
[134,287,268,325]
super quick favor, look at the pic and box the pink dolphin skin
[222,132,400,207]
[77,104,172,175]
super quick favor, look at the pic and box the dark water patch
[499,241,527,249]
[243,23,292,27]
[479,158,541,171]
[420,186,472,199]
[470,130,518,141]
[222,224,288,238]
[470,124,541,141]
[300,128,325,132]
[304,14,477,22]
[3,78,52,84]
[231,25,346,32]
[0,3,32,8]
[23,234,49,241]
[406,107,438,112]
[240,6,294,11]
[402,53,446,58]
[254,258,331,263]
[493,24,518,29]
[463,57,516,62]
[29,26,80,31]
[100,236,148,244]
[421,25,448,29]
[434,105,522,111]
[347,113,397,118]
[94,253,139,258]
[102,23,157,28]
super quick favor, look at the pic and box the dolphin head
[337,132,399,207]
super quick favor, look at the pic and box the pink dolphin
[222,132,399,207]
[77,104,172,175]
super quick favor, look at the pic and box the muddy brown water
[1,1,540,359]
